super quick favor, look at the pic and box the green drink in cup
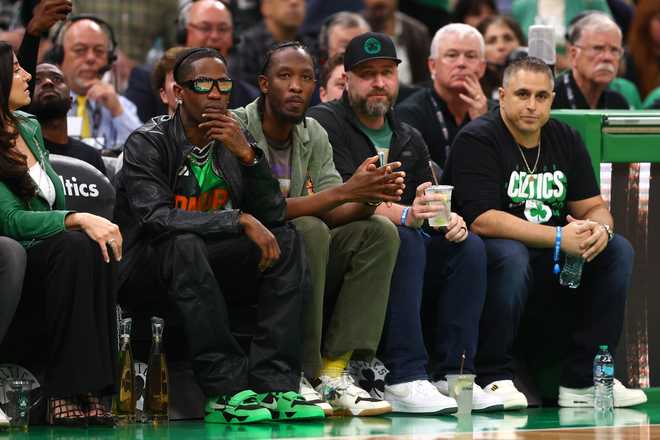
[426,185,453,228]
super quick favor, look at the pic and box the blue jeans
[476,235,634,388]
[379,227,487,385]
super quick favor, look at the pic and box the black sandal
[82,393,114,426]
[48,397,87,427]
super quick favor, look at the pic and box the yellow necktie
[76,95,91,138]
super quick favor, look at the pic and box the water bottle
[593,345,614,412]
[560,254,584,288]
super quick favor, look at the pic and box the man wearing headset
[53,17,141,151]
[178,0,258,109]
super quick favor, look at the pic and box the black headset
[175,0,240,47]
[49,14,118,67]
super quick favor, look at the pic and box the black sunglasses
[182,77,233,94]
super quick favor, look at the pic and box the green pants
[292,215,400,377]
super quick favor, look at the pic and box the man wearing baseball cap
[309,33,503,414]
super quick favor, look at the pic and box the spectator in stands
[309,33,502,414]
[233,41,402,417]
[318,12,370,63]
[150,46,187,115]
[511,0,611,72]
[553,13,628,110]
[445,56,646,410]
[319,53,346,103]
[237,0,317,88]
[28,63,106,173]
[113,47,324,424]
[178,0,259,109]
[477,15,525,100]
[53,17,142,151]
[626,0,660,100]
[453,0,497,28]
[0,42,120,426]
[361,0,431,85]
[397,24,488,171]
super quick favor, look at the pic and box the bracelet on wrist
[553,226,561,275]
[401,206,410,227]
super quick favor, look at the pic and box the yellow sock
[320,352,352,378]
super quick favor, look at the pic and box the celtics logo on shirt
[506,168,567,224]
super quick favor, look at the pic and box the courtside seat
[48,154,116,220]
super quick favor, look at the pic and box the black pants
[118,224,309,397]
[0,236,26,343]
[1,231,118,397]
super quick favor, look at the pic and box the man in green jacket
[232,41,402,417]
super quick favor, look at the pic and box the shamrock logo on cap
[364,37,382,55]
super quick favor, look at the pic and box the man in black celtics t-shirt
[446,57,646,409]
[114,48,324,424]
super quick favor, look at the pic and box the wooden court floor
[3,389,660,439]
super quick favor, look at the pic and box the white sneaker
[384,380,457,414]
[316,374,392,416]
[483,380,528,410]
[0,406,9,427]
[558,378,647,408]
[300,376,333,416]
[433,380,505,412]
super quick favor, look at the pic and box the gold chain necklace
[517,138,541,176]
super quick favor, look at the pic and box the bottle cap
[599,345,608,350]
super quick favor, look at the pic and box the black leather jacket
[113,112,286,285]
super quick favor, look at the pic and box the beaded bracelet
[553,226,561,275]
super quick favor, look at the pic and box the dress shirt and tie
[68,92,142,151]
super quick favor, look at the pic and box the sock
[319,352,352,378]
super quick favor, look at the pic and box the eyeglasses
[188,22,233,35]
[182,77,233,94]
[574,44,624,58]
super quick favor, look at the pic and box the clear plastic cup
[425,185,453,228]
[446,374,475,415]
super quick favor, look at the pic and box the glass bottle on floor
[113,318,136,424]
[144,317,169,424]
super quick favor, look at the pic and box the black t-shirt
[44,136,107,175]
[552,70,630,110]
[444,107,600,227]
[396,87,471,169]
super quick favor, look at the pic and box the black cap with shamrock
[343,32,402,72]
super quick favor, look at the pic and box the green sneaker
[204,390,272,424]
[257,391,326,421]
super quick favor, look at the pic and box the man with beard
[232,41,402,417]
[114,47,324,424]
[361,0,430,85]
[309,33,502,414]
[29,63,106,173]
[552,13,629,110]
[396,23,488,171]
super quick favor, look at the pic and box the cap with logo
[343,32,401,72]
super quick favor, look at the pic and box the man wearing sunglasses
[553,12,630,110]
[114,47,324,424]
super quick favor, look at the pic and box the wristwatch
[600,223,614,242]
